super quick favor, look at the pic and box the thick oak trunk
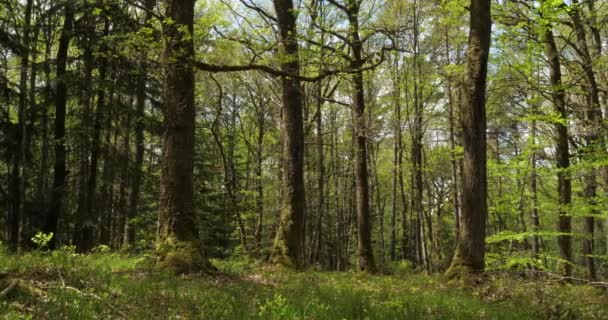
[445,0,491,281]
[156,0,210,273]
[271,0,306,269]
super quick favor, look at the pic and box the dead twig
[57,270,127,319]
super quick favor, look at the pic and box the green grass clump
[0,250,606,319]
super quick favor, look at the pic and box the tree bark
[568,0,599,282]
[125,0,154,250]
[44,3,74,250]
[445,0,491,281]
[542,21,573,278]
[116,95,132,249]
[411,0,429,272]
[8,0,33,251]
[346,0,376,273]
[156,0,210,273]
[312,83,325,265]
[254,108,265,250]
[82,17,110,251]
[390,55,401,261]
[37,29,53,207]
[445,26,461,244]
[74,7,95,251]
[270,0,306,269]
[530,119,541,259]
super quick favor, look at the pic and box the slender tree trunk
[23,23,39,241]
[37,29,53,207]
[411,2,428,272]
[399,143,408,261]
[390,54,402,261]
[312,84,325,265]
[99,82,116,246]
[82,17,109,251]
[8,0,33,251]
[271,0,306,269]
[116,94,133,249]
[530,119,541,259]
[254,110,265,250]
[75,17,95,252]
[44,4,73,249]
[346,0,376,273]
[156,0,210,273]
[445,26,461,243]
[494,132,505,232]
[569,0,599,282]
[373,145,386,265]
[445,0,491,280]
[125,1,154,250]
[542,22,573,278]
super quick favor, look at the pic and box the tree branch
[193,46,390,82]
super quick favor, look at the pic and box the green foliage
[1,253,606,319]
[30,232,53,251]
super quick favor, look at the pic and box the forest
[0,0,608,318]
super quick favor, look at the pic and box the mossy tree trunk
[271,0,306,269]
[156,0,210,274]
[445,0,491,281]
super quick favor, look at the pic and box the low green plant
[0,253,606,319]
[31,232,53,251]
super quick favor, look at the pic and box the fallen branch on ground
[57,270,128,319]
[0,279,19,299]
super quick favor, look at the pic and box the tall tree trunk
[445,0,491,280]
[84,17,110,251]
[390,53,402,261]
[99,82,116,246]
[445,26,461,244]
[347,0,376,273]
[372,144,385,265]
[569,0,599,282]
[125,0,154,250]
[8,0,33,251]
[530,119,541,260]
[585,0,608,262]
[74,15,95,252]
[117,96,132,249]
[399,141,408,261]
[312,83,325,265]
[411,1,428,272]
[44,3,74,249]
[37,27,53,208]
[22,23,39,241]
[156,0,210,273]
[542,21,573,278]
[271,0,306,269]
[254,113,265,250]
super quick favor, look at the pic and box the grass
[0,248,606,319]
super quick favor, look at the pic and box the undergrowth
[0,249,606,319]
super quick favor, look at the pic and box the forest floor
[0,249,606,319]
